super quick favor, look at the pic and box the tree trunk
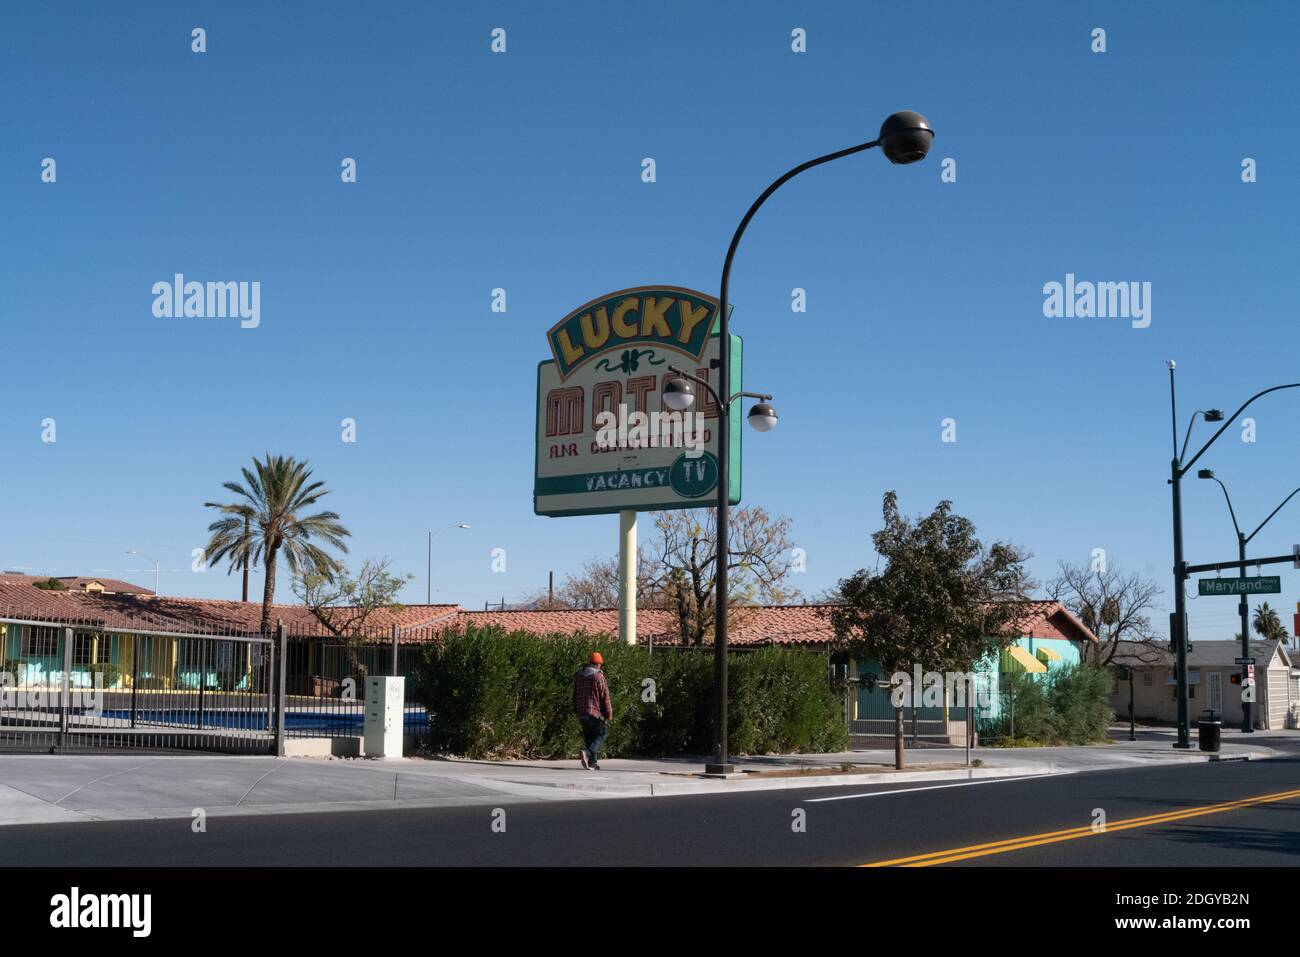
[261,545,279,636]
[894,702,905,770]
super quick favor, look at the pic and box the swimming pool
[102,709,428,732]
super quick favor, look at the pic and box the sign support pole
[619,510,637,646]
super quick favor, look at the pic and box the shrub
[989,664,1114,746]
[409,626,845,759]
[1045,664,1114,744]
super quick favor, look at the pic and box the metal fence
[842,675,981,749]
[279,623,430,740]
[0,614,274,754]
[0,613,444,754]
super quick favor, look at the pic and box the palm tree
[1252,602,1289,643]
[205,454,351,634]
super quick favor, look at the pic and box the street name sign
[1197,576,1281,596]
[1234,657,1255,665]
[534,286,743,517]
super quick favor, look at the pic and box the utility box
[364,676,405,759]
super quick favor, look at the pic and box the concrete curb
[485,762,1059,797]
[469,744,1278,798]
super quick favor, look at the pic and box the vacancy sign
[534,286,742,517]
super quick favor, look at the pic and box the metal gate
[0,616,275,754]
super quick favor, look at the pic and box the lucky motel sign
[534,285,743,517]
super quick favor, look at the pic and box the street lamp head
[1204,409,1225,422]
[662,376,695,412]
[747,401,779,432]
[1197,469,1215,480]
[456,523,471,529]
[878,111,934,164]
[1166,359,1177,371]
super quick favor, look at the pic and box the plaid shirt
[573,667,612,720]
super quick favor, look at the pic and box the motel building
[1108,638,1300,731]
[0,574,456,699]
[0,570,1098,749]
[838,601,1098,744]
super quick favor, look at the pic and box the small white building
[1109,639,1298,730]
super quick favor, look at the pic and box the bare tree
[520,506,801,645]
[1046,561,1163,667]
[521,552,660,611]
[292,557,413,680]
[645,506,800,646]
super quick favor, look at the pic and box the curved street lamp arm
[1245,486,1300,545]
[1181,382,1300,475]
[667,364,725,410]
[1206,476,1242,541]
[730,390,773,404]
[1179,411,1211,465]
[720,140,879,297]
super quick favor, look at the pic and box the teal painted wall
[854,636,1088,724]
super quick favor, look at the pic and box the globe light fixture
[662,376,695,412]
[747,402,779,432]
[878,111,934,165]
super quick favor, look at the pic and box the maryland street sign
[1197,576,1281,596]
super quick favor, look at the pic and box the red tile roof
[0,579,458,639]
[445,600,1096,647]
[0,573,154,595]
[0,575,1096,648]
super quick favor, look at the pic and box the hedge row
[408,626,847,759]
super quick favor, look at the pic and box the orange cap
[589,652,604,665]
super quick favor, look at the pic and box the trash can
[1198,709,1221,753]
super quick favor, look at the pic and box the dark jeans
[578,715,607,763]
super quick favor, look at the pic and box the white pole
[619,510,637,645]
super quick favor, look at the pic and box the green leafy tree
[1252,602,1289,642]
[830,491,1033,769]
[204,454,351,634]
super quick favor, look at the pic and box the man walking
[573,652,612,770]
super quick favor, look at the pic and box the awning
[1036,645,1062,663]
[1002,645,1048,674]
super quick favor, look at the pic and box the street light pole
[1166,363,1300,748]
[1198,471,1300,733]
[703,112,934,775]
[427,523,471,604]
[126,549,161,597]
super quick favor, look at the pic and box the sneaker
[580,749,590,770]
[591,761,601,770]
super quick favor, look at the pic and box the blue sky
[2,1,1298,642]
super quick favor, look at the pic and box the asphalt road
[3,744,1299,867]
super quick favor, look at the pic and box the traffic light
[1230,673,1242,685]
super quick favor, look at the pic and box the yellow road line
[863,786,1300,867]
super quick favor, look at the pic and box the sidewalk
[0,733,1280,829]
